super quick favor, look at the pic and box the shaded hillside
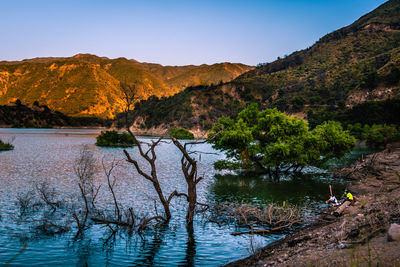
[0,54,252,118]
[129,0,400,133]
[0,102,110,128]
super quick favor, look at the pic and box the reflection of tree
[132,225,168,266]
[71,233,93,267]
[183,224,196,267]
[211,172,346,205]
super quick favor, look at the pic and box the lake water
[0,128,347,266]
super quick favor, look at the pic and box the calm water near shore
[0,128,347,266]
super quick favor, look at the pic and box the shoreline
[0,125,209,139]
[226,149,400,266]
[0,125,108,129]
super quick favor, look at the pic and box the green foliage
[347,123,369,140]
[209,104,355,173]
[347,122,400,149]
[95,130,135,147]
[308,98,400,128]
[168,127,194,139]
[312,121,355,160]
[214,160,243,171]
[292,96,305,111]
[365,124,399,149]
[124,90,194,129]
[0,138,14,151]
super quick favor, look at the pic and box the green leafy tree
[311,121,355,163]
[347,123,366,140]
[365,124,399,149]
[209,103,354,177]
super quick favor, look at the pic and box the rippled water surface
[0,128,346,266]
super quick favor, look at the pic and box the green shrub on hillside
[95,130,135,147]
[365,124,400,149]
[347,123,400,149]
[347,123,369,140]
[308,98,400,128]
[292,96,305,111]
[168,127,194,139]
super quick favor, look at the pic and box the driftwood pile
[209,202,304,236]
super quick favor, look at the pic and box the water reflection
[211,172,346,210]
[183,224,196,267]
[0,128,350,266]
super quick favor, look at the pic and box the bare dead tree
[120,82,212,227]
[73,145,100,226]
[171,138,210,225]
[123,137,178,223]
[120,82,139,130]
[122,129,212,227]
[16,190,35,213]
[102,158,121,221]
[120,80,181,226]
[34,179,60,211]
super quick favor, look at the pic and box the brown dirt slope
[226,149,400,267]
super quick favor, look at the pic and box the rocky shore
[226,149,400,266]
[129,125,208,139]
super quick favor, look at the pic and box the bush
[365,124,400,149]
[347,123,368,140]
[95,131,135,147]
[168,127,195,140]
[292,96,305,111]
[347,123,400,149]
[0,138,14,151]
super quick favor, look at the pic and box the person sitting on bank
[325,195,338,206]
[342,190,354,204]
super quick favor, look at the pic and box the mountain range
[0,54,253,117]
[129,0,400,136]
[1,0,399,134]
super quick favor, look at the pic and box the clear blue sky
[0,0,387,66]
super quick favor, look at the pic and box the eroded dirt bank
[226,150,400,267]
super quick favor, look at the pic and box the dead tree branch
[102,158,121,221]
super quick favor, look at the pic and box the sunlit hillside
[0,54,253,117]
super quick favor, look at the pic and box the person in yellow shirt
[342,190,353,203]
